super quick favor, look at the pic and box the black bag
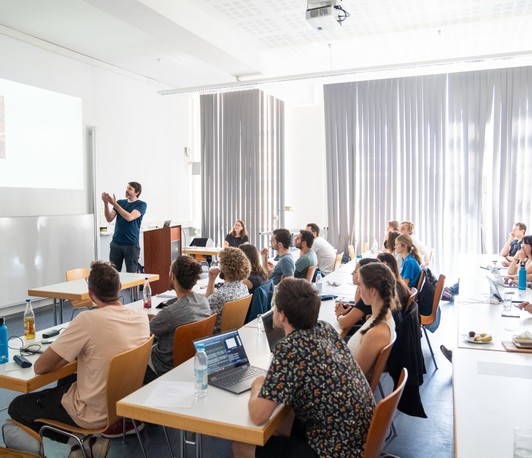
[417,272,436,316]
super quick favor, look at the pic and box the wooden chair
[420,274,446,369]
[220,295,252,332]
[66,268,92,320]
[363,368,408,458]
[172,314,217,367]
[348,244,356,260]
[37,336,154,458]
[305,265,318,283]
[406,288,417,311]
[416,270,426,295]
[334,251,344,271]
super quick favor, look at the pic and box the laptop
[261,308,285,351]
[163,220,171,228]
[193,330,266,394]
[491,268,516,288]
[486,275,532,304]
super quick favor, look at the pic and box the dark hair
[88,261,120,303]
[128,181,142,197]
[383,230,401,252]
[396,234,422,264]
[358,263,397,335]
[275,278,320,330]
[239,244,268,281]
[230,219,248,238]
[298,230,315,248]
[516,222,527,233]
[357,257,380,268]
[219,247,251,282]
[306,223,320,236]
[172,255,203,290]
[387,220,399,231]
[376,252,409,305]
[273,228,292,249]
[522,235,532,247]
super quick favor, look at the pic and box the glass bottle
[143,278,152,309]
[23,299,35,339]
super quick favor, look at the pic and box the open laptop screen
[194,330,249,375]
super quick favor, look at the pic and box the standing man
[5,261,150,457]
[102,181,147,272]
[260,228,295,285]
[500,222,527,266]
[233,279,374,457]
[306,223,336,275]
[294,230,317,279]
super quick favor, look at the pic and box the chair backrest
[423,247,434,268]
[348,244,355,260]
[173,314,217,367]
[245,281,274,323]
[406,287,417,310]
[416,270,426,293]
[305,265,318,282]
[368,341,394,393]
[220,295,253,332]
[335,251,344,271]
[66,267,90,282]
[363,368,408,458]
[420,274,446,325]
[106,335,154,426]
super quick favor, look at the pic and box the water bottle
[518,262,527,291]
[315,271,323,294]
[0,318,8,364]
[194,344,208,398]
[371,238,379,254]
[23,299,35,340]
[143,278,152,309]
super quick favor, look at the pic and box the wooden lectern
[143,225,181,294]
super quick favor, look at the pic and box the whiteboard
[0,215,95,308]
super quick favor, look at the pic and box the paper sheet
[143,381,195,408]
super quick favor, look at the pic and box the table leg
[179,430,185,458]
[59,299,64,324]
[53,298,58,326]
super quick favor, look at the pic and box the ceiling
[1,0,532,93]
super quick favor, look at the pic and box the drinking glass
[257,314,265,333]
[503,291,514,313]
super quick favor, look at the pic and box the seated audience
[383,229,403,268]
[377,252,411,310]
[306,223,336,275]
[239,244,269,294]
[347,263,397,377]
[144,256,212,383]
[6,262,150,456]
[383,220,399,249]
[399,220,429,264]
[500,222,527,266]
[224,219,249,248]
[335,258,380,332]
[505,235,532,284]
[395,234,423,288]
[233,278,374,458]
[260,228,295,285]
[206,247,251,333]
[294,230,318,279]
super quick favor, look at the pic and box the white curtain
[324,67,532,276]
[200,89,285,247]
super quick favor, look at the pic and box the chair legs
[39,425,90,458]
[377,381,397,438]
[422,326,438,370]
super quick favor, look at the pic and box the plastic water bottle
[0,318,8,364]
[23,299,35,340]
[315,271,323,294]
[371,238,379,254]
[194,344,208,398]
[518,262,527,291]
[143,278,152,309]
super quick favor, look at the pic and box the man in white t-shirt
[6,261,150,457]
[306,223,336,275]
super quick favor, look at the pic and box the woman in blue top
[395,234,423,288]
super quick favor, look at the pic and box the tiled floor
[0,295,457,457]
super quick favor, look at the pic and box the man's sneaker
[440,345,453,363]
[101,419,145,439]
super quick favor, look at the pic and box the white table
[453,348,532,457]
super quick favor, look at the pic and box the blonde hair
[396,234,422,264]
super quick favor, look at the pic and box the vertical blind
[324,67,532,276]
[200,89,285,247]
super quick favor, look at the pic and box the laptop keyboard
[215,366,265,388]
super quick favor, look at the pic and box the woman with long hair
[224,219,249,248]
[395,234,422,288]
[239,244,268,294]
[506,235,532,284]
[377,252,410,310]
[347,263,397,376]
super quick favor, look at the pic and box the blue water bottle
[0,318,9,364]
[518,262,527,291]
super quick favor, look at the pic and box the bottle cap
[196,343,205,350]
[0,317,4,325]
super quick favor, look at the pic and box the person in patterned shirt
[233,278,375,458]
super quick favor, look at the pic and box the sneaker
[440,345,453,363]
[90,437,111,458]
[68,437,94,458]
[101,419,145,439]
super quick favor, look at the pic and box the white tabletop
[453,348,532,457]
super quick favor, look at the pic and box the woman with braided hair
[347,263,397,377]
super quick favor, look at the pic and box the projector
[306,0,341,30]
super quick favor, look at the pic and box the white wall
[0,33,193,232]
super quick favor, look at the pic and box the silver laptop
[261,308,285,351]
[487,275,532,304]
[491,268,516,288]
[193,330,266,394]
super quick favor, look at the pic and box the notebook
[193,330,266,394]
[261,308,285,351]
